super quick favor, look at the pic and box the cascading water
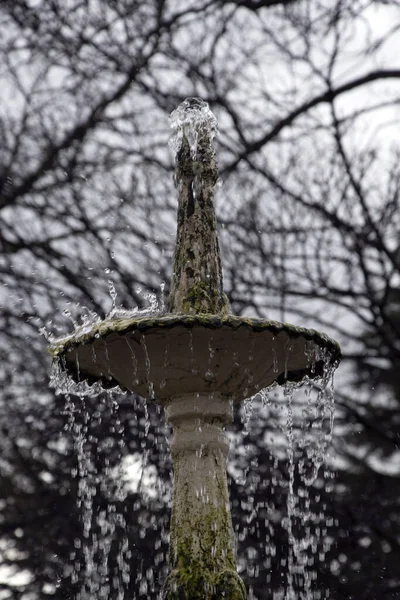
[234,342,337,599]
[47,98,341,599]
[60,393,132,599]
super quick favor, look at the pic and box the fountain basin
[49,313,340,402]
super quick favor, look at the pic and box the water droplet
[108,279,117,310]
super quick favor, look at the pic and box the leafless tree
[1,0,399,598]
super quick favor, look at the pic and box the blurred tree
[0,0,400,598]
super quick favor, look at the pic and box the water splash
[160,281,166,312]
[108,280,118,313]
[39,325,55,343]
[169,97,218,158]
[48,283,165,398]
[106,282,162,320]
[50,358,109,398]
[107,288,161,320]
[44,281,164,354]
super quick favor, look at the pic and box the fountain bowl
[49,313,341,403]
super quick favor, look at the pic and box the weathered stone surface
[168,112,229,316]
[162,395,245,600]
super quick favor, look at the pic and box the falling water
[239,342,336,600]
[60,393,132,599]
[50,325,337,598]
[51,316,168,598]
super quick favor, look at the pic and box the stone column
[162,394,246,600]
[168,98,229,316]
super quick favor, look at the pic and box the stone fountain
[49,98,341,599]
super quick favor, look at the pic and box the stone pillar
[162,394,246,600]
[168,98,229,316]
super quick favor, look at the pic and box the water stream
[238,361,336,599]
[62,393,131,599]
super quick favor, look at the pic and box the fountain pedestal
[163,395,245,599]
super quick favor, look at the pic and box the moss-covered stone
[180,282,230,315]
[48,313,341,364]
[163,394,246,599]
[168,125,227,316]
[162,568,245,600]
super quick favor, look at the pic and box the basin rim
[49,312,341,363]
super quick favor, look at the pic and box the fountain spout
[168,97,229,315]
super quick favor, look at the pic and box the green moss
[180,281,227,315]
[48,313,341,364]
[172,500,234,568]
[162,465,246,598]
[164,508,244,597]
[163,569,245,600]
[186,248,195,261]
[177,204,186,223]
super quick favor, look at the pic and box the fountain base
[163,394,245,599]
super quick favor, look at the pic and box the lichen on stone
[162,568,246,600]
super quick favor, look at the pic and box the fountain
[49,98,341,599]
